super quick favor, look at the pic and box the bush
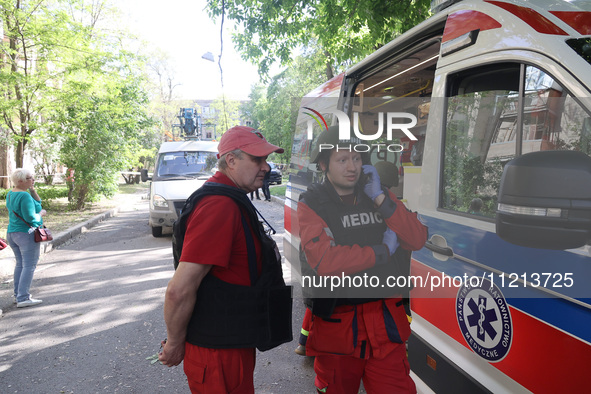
[0,185,68,204]
[36,185,69,201]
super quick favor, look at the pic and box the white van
[143,140,218,237]
[284,0,591,392]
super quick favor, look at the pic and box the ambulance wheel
[151,226,163,237]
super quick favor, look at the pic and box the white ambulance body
[284,0,591,392]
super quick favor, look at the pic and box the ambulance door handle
[424,235,454,257]
[425,241,453,256]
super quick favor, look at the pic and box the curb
[270,195,285,206]
[40,206,122,254]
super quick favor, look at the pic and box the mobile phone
[359,171,369,186]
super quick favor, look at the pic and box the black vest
[173,182,293,351]
[300,182,411,318]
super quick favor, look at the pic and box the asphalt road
[0,196,316,393]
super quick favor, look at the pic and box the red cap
[217,126,284,158]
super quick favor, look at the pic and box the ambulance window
[442,64,520,219]
[522,66,591,156]
[442,63,591,219]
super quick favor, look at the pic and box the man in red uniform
[159,126,286,393]
[298,127,428,393]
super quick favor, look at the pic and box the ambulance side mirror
[496,150,591,250]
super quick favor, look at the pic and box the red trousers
[183,343,255,394]
[314,344,415,394]
[308,299,415,394]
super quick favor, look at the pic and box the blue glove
[382,228,399,256]
[362,165,384,200]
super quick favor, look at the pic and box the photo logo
[304,108,418,142]
[303,107,329,133]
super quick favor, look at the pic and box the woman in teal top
[6,168,46,308]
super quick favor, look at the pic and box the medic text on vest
[341,212,383,228]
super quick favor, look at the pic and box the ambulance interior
[350,41,439,205]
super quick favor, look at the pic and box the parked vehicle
[142,140,218,237]
[284,0,591,392]
[268,162,282,185]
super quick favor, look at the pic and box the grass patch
[270,185,286,197]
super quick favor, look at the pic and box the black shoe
[294,344,306,356]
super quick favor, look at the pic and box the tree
[206,0,431,79]
[243,50,327,163]
[240,84,266,130]
[0,0,93,167]
[53,73,153,208]
[210,96,242,133]
[29,130,62,185]
[1,0,156,205]
[145,49,183,141]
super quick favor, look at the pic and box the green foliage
[0,0,102,166]
[206,0,432,78]
[135,147,158,172]
[36,185,69,201]
[242,52,328,163]
[29,131,63,185]
[0,0,156,203]
[210,96,242,133]
[144,50,194,142]
[270,185,286,197]
[52,72,154,209]
[0,185,68,211]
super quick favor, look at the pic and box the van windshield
[154,151,217,180]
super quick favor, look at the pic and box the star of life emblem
[456,277,512,362]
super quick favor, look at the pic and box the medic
[297,126,428,393]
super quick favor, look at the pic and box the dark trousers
[262,181,271,201]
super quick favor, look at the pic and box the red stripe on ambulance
[549,11,591,35]
[442,10,502,43]
[284,203,293,235]
[485,1,568,35]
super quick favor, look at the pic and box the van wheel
[151,226,163,237]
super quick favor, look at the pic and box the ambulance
[283,0,591,392]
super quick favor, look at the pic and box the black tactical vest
[300,181,411,318]
[173,182,292,351]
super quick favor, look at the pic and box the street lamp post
[202,51,229,132]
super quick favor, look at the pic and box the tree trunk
[15,139,25,168]
[73,183,89,210]
[0,140,10,189]
[324,51,334,81]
